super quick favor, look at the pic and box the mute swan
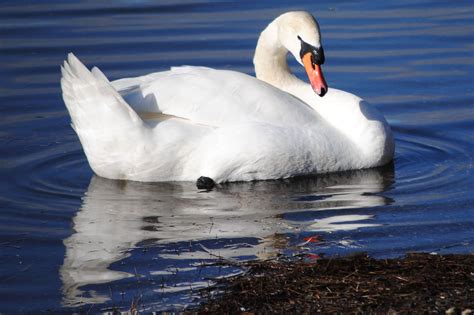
[61,11,394,186]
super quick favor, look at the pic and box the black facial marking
[298,36,325,65]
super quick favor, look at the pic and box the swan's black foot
[196,176,215,190]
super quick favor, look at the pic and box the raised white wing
[112,66,320,128]
[61,53,151,178]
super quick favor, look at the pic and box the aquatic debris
[302,235,322,243]
[194,253,474,313]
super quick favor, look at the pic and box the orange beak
[302,52,328,97]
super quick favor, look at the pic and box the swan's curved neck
[253,22,303,96]
[253,21,317,109]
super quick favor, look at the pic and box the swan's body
[61,11,394,183]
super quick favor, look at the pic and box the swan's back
[113,66,321,128]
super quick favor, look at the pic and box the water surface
[1,0,473,313]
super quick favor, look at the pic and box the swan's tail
[60,53,147,177]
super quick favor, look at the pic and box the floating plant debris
[194,253,474,313]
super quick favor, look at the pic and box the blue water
[1,0,473,313]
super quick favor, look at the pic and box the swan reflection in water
[60,164,394,307]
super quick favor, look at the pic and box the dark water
[1,0,473,313]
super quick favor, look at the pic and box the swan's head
[276,11,328,97]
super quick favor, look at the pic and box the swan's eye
[299,38,325,65]
[312,46,325,65]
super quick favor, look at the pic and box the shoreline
[193,253,474,314]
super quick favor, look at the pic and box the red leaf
[303,235,322,243]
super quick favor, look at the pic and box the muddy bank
[194,253,474,314]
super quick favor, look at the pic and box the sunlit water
[1,0,473,313]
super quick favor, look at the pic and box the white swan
[61,11,394,184]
